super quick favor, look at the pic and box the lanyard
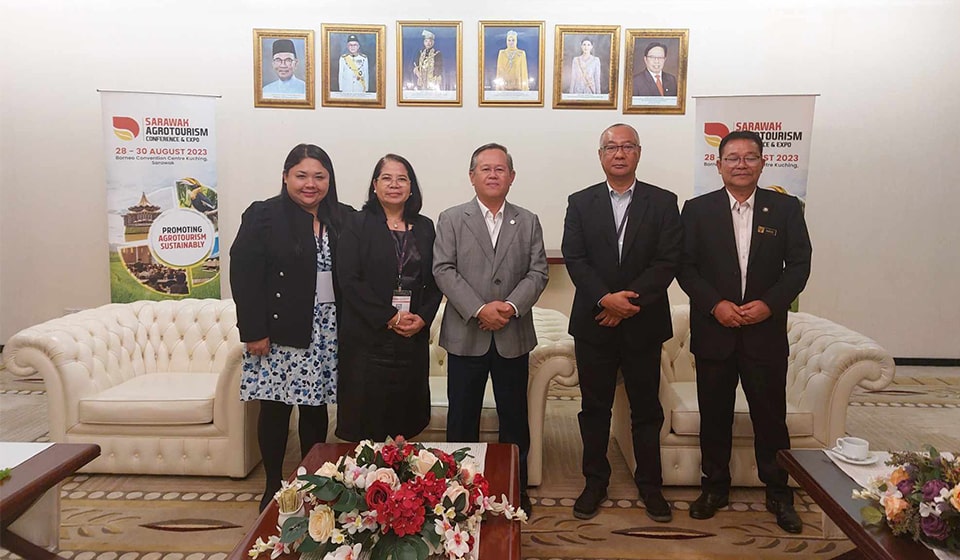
[615,200,632,242]
[393,226,410,289]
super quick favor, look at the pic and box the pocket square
[757,226,777,236]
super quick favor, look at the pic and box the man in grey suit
[433,143,548,515]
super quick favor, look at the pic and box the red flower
[408,472,446,507]
[466,473,490,510]
[432,449,458,478]
[379,484,426,537]
[380,445,402,467]
[366,480,393,511]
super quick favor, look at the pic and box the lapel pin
[762,207,769,213]
[509,219,516,225]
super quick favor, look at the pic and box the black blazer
[562,181,682,346]
[678,187,812,361]
[633,70,678,97]
[336,208,442,340]
[230,190,352,348]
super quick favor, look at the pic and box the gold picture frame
[397,21,463,106]
[478,21,545,106]
[553,25,620,110]
[623,28,689,115]
[253,29,315,109]
[321,24,386,108]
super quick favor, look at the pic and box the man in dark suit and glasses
[678,130,811,534]
[562,123,681,522]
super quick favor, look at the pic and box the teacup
[835,436,869,460]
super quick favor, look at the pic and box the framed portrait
[253,29,315,109]
[478,21,545,106]
[624,28,689,114]
[321,24,386,108]
[397,21,462,106]
[553,25,620,110]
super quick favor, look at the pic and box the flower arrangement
[854,445,960,553]
[249,437,527,560]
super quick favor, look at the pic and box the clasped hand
[477,301,515,331]
[595,291,641,327]
[387,311,426,337]
[712,299,771,327]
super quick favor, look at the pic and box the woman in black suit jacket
[230,143,352,511]
[335,154,442,441]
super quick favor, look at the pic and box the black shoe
[573,486,607,520]
[520,492,533,516]
[689,492,729,520]
[641,490,672,523]
[766,498,803,534]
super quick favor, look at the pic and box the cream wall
[1,1,958,358]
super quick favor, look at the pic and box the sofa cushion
[670,381,814,438]
[78,373,218,425]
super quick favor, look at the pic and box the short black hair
[719,130,764,157]
[644,42,667,57]
[469,143,514,172]
[364,153,424,221]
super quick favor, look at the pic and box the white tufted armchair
[612,304,896,486]
[3,299,259,477]
[422,302,577,487]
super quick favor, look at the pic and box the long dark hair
[362,153,423,222]
[281,143,343,234]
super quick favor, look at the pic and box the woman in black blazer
[230,143,351,511]
[335,154,442,441]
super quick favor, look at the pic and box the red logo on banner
[704,122,730,148]
[112,116,140,141]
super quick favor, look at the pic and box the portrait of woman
[335,154,442,442]
[495,30,529,91]
[569,37,601,95]
[230,143,352,511]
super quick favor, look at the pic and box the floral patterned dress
[240,231,338,405]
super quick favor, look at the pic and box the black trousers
[575,334,663,494]
[257,400,328,511]
[696,345,792,503]
[446,340,530,490]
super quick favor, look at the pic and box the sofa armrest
[785,312,895,446]
[213,344,245,431]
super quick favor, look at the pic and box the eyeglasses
[721,155,763,166]
[601,143,640,155]
[645,56,665,61]
[475,165,509,175]
[273,57,296,66]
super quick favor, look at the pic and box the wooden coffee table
[228,442,521,560]
[0,442,100,559]
[777,449,937,560]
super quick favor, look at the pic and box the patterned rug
[2,369,958,560]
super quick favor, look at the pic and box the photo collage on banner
[101,91,220,302]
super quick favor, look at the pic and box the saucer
[828,447,879,465]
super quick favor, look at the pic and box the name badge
[392,289,412,312]
[315,271,335,303]
[757,226,778,236]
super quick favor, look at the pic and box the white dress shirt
[607,181,635,261]
[727,188,756,298]
[475,198,517,317]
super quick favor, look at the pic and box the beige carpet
[2,370,959,560]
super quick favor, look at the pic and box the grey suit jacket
[433,198,549,358]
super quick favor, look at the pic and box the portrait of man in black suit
[562,123,682,523]
[632,41,678,97]
[678,130,812,534]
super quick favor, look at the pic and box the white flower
[365,467,401,490]
[354,440,375,455]
[315,461,340,478]
[443,526,471,558]
[330,528,346,544]
[458,458,480,483]
[308,504,336,543]
[337,510,365,535]
[434,516,454,536]
[412,449,440,476]
[325,543,363,560]
[442,481,471,513]
[342,463,371,489]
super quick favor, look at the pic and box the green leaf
[421,523,441,548]
[0,468,10,482]
[357,445,375,466]
[409,535,430,559]
[280,516,309,543]
[454,493,467,512]
[395,539,420,560]
[452,447,472,462]
[429,461,447,478]
[861,505,885,526]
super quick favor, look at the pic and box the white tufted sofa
[421,302,577,487]
[3,299,259,477]
[612,304,896,486]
